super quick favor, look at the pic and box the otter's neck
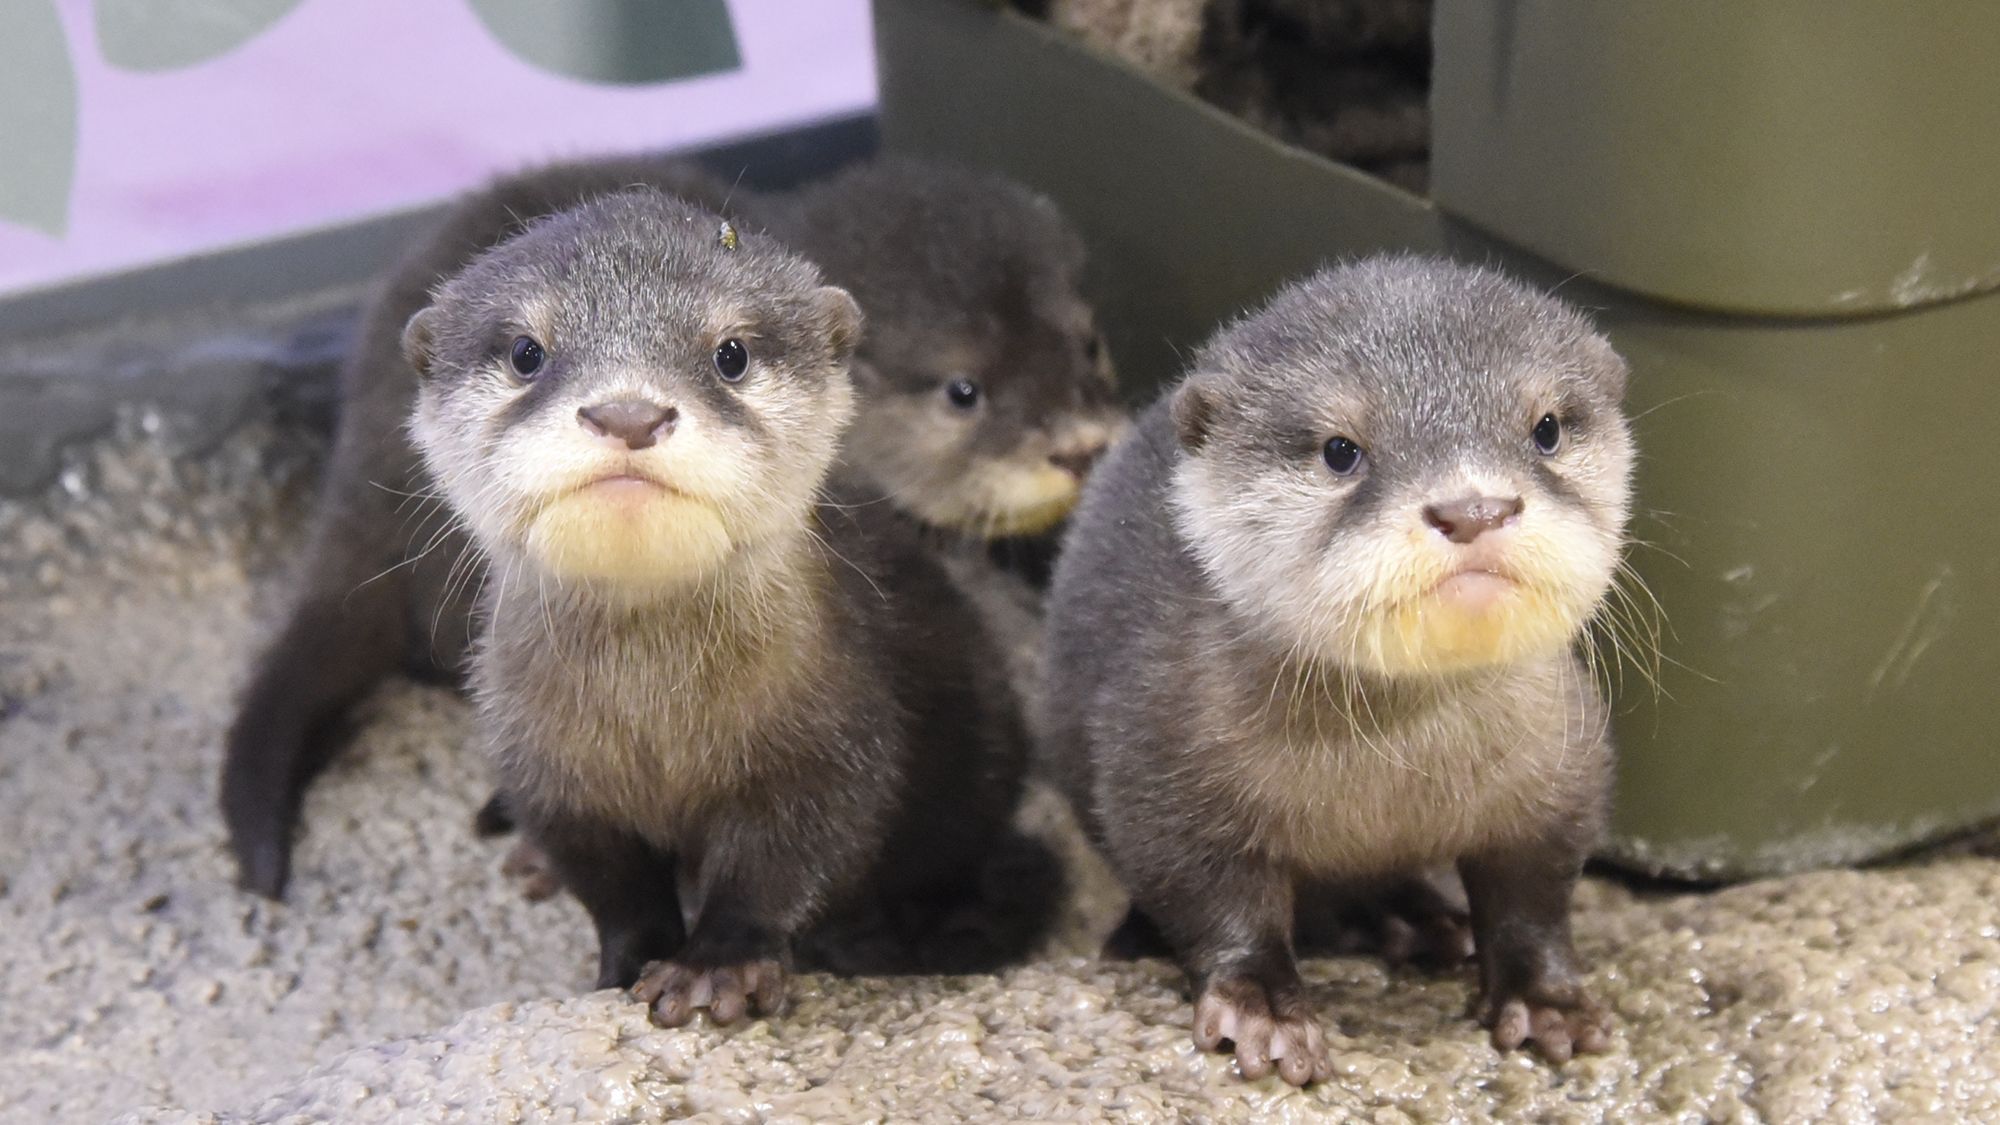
[1205,604,1567,729]
[486,527,832,674]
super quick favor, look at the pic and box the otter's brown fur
[408,191,1042,1016]
[219,156,1122,898]
[1041,257,1634,1083]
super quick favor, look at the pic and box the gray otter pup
[767,162,1129,737]
[406,190,1030,1016]
[1040,257,1633,1083]
[218,156,1121,899]
[761,161,1125,543]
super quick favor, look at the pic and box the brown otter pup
[220,156,1123,899]
[405,189,1036,1015]
[1040,257,1634,1083]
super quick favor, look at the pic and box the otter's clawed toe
[632,958,786,1028]
[498,839,562,902]
[1480,993,1611,1063]
[1194,977,1332,1086]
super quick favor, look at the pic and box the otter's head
[404,190,861,593]
[773,160,1127,538]
[1170,257,1633,678]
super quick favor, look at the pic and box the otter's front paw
[1193,975,1332,1086]
[1476,988,1611,1063]
[632,958,786,1028]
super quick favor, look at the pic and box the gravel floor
[4,388,2000,1123]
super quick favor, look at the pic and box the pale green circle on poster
[467,0,742,86]
[94,0,307,72]
[1,0,79,235]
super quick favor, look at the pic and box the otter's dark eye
[1323,436,1364,476]
[946,379,981,409]
[1532,413,1563,455]
[1084,335,1102,363]
[509,336,544,379]
[714,338,748,383]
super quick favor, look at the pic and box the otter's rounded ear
[401,308,439,379]
[816,286,864,364]
[1590,335,1631,400]
[1170,378,1218,451]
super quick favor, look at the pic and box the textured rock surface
[5,369,2000,1123]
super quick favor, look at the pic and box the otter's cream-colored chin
[1349,579,1581,677]
[923,463,1082,538]
[979,491,1079,537]
[523,486,733,587]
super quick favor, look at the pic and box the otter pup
[405,190,1032,1017]
[220,156,1122,898]
[762,162,1127,732]
[760,161,1125,543]
[1040,257,1633,1083]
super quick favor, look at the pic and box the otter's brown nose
[1423,495,1523,544]
[577,401,676,450]
[1049,444,1107,480]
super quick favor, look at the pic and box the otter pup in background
[406,191,1034,1018]
[761,162,1125,544]
[762,162,1128,737]
[220,155,1123,899]
[1040,258,1633,1083]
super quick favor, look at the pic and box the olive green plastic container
[1430,2,2000,317]
[874,0,2000,880]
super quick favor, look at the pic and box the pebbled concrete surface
[4,323,2000,1123]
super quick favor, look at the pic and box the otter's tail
[220,582,407,897]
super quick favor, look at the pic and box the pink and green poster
[0,0,876,296]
